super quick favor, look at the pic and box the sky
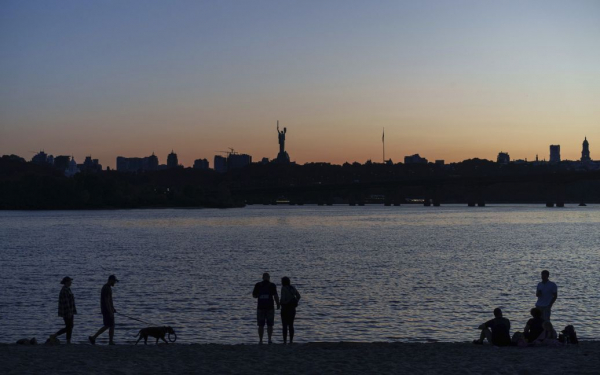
[1,0,599,168]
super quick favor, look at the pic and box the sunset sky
[1,1,599,168]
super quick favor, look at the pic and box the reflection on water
[1,205,599,344]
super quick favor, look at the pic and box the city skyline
[1,1,599,168]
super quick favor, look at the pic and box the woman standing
[280,277,301,344]
[50,276,77,344]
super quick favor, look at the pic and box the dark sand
[3,341,599,374]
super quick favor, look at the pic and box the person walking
[89,275,118,345]
[536,270,557,321]
[280,277,301,344]
[252,273,280,344]
[49,276,77,344]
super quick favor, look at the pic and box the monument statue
[276,120,290,164]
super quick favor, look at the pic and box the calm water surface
[1,205,599,344]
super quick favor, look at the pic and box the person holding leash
[89,275,118,345]
[49,276,77,344]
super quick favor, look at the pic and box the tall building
[497,152,510,164]
[214,155,227,173]
[581,137,591,162]
[404,154,428,164]
[31,151,53,165]
[53,155,71,171]
[79,156,102,172]
[167,151,178,169]
[193,158,209,170]
[549,145,560,163]
[116,153,160,172]
[228,153,252,169]
[145,153,159,170]
[65,157,80,177]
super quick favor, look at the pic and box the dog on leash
[134,326,176,345]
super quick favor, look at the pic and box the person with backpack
[280,277,301,344]
[252,273,280,344]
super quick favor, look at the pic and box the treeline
[1,157,599,209]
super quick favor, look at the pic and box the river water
[1,205,598,344]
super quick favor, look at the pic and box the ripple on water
[1,205,599,343]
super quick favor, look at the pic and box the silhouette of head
[530,307,542,318]
[493,308,502,318]
[60,277,73,286]
[262,273,270,281]
[108,274,119,286]
[281,276,291,286]
[541,270,549,282]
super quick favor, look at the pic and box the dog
[134,326,176,345]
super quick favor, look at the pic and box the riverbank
[3,341,599,374]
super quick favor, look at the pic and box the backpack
[287,286,299,308]
[559,325,578,345]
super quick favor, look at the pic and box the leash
[117,312,158,326]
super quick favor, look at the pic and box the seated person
[532,321,558,345]
[524,307,545,342]
[473,308,511,346]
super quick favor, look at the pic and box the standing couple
[252,273,301,344]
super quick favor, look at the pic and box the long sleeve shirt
[58,286,77,317]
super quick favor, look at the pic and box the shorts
[536,305,552,321]
[103,314,115,328]
[257,309,275,327]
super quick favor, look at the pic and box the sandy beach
[2,341,599,374]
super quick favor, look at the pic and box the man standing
[89,275,118,345]
[473,308,511,346]
[536,270,557,321]
[252,273,280,344]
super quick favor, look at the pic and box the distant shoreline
[3,341,599,374]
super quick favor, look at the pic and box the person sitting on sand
[252,272,280,345]
[523,307,544,343]
[89,275,118,345]
[531,321,558,345]
[473,308,511,346]
[280,276,301,344]
[49,276,77,344]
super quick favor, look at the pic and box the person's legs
[65,316,74,343]
[109,326,115,343]
[288,309,296,343]
[474,326,493,344]
[89,326,108,344]
[257,309,266,344]
[281,310,288,343]
[266,309,275,344]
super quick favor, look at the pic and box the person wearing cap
[49,276,77,344]
[89,275,118,345]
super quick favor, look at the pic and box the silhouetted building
[497,152,510,164]
[229,153,252,170]
[193,158,209,170]
[581,137,591,162]
[146,153,159,171]
[167,151,179,169]
[117,153,160,172]
[31,151,53,165]
[550,145,561,163]
[261,157,270,165]
[53,155,71,171]
[214,155,227,173]
[79,156,102,173]
[435,160,445,166]
[404,154,428,164]
[65,157,80,177]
